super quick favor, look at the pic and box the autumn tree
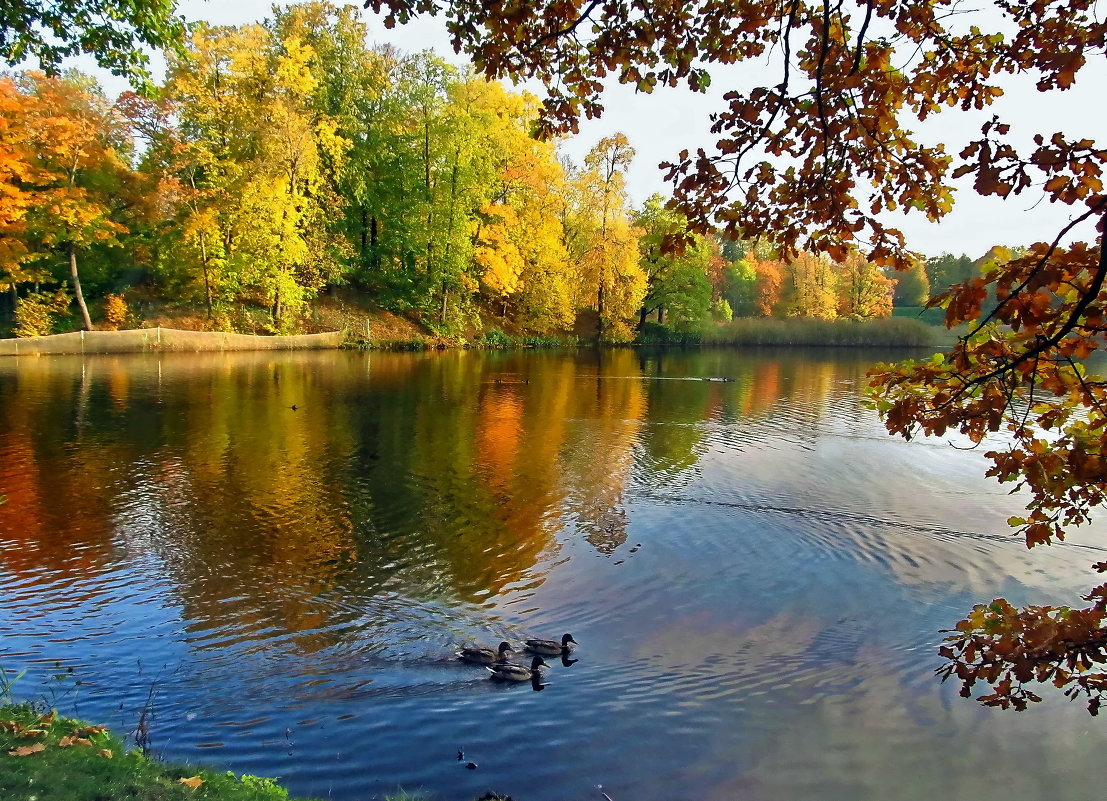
[838,253,893,319]
[751,256,785,318]
[565,134,646,342]
[785,251,839,320]
[164,22,351,327]
[367,0,1107,712]
[473,105,574,332]
[0,77,43,310]
[18,72,131,331]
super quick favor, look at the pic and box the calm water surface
[1,348,1106,800]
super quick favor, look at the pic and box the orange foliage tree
[367,0,1107,712]
[18,74,130,331]
[0,78,39,304]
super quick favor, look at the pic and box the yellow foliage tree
[566,134,646,341]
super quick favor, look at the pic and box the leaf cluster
[0,0,186,91]
[938,585,1107,715]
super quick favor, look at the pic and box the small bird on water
[457,641,513,664]
[487,655,548,682]
[524,633,577,655]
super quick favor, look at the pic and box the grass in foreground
[0,703,317,801]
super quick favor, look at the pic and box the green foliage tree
[925,253,976,295]
[892,260,929,308]
[634,194,712,328]
[0,0,184,88]
[721,257,758,318]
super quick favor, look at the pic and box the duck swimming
[457,641,513,664]
[487,655,548,682]
[524,633,577,655]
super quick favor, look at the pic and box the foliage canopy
[0,0,184,88]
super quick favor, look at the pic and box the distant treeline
[0,1,1014,342]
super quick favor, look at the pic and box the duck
[487,655,548,682]
[524,633,577,656]
[457,641,513,664]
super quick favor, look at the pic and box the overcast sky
[76,0,1106,259]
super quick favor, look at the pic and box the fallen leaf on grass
[8,743,46,757]
[99,749,113,758]
[179,776,205,789]
[74,726,107,737]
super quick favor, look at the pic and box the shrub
[711,298,734,322]
[700,316,943,347]
[13,288,71,338]
[102,294,129,330]
[636,322,704,345]
[481,328,514,347]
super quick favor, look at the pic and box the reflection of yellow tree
[559,350,646,553]
[154,353,360,652]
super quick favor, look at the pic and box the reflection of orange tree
[472,366,570,573]
[0,349,883,648]
[403,353,557,598]
[0,362,116,589]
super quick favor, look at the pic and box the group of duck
[457,633,577,682]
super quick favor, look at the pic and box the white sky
[70,0,1106,259]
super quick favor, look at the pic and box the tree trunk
[199,233,213,319]
[440,280,448,324]
[69,242,93,331]
[272,287,282,323]
[371,215,380,272]
[596,284,606,341]
[658,307,664,325]
[360,206,369,261]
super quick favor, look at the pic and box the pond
[1,347,1105,801]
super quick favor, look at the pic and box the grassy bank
[1,703,314,801]
[1,704,516,801]
[2,290,951,352]
[638,316,949,348]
